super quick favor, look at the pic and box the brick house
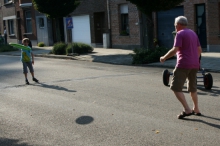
[184,0,220,52]
[109,0,141,49]
[0,0,17,43]
[110,0,220,52]
[66,0,109,47]
[15,0,38,45]
[0,0,53,46]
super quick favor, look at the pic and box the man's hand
[160,56,166,63]
[160,47,178,63]
[32,60,34,65]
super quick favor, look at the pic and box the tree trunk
[55,18,62,42]
[52,18,62,43]
[146,13,154,49]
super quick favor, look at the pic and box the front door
[94,12,105,44]
[36,16,48,45]
[196,4,207,49]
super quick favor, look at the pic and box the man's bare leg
[174,91,192,114]
[190,91,201,113]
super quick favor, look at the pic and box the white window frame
[8,19,14,35]
[25,10,32,33]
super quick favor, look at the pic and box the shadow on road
[197,85,220,97]
[0,138,31,146]
[75,116,94,125]
[90,54,132,65]
[183,116,220,129]
[33,83,76,93]
[178,85,220,97]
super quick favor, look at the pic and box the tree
[33,0,80,42]
[126,0,184,48]
[33,0,80,19]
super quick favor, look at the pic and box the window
[39,18,44,28]
[3,20,6,27]
[120,4,129,35]
[25,11,32,33]
[8,20,14,35]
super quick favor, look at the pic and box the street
[0,55,220,146]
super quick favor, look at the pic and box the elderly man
[160,16,202,119]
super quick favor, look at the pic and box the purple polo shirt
[174,28,200,69]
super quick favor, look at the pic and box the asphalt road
[0,55,220,146]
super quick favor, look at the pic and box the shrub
[52,42,67,55]
[131,47,173,64]
[0,44,18,52]
[66,42,94,54]
[38,42,45,47]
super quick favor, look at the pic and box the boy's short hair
[22,38,29,43]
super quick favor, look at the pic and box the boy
[21,38,38,84]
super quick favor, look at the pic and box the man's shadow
[181,85,220,97]
[33,82,76,93]
[197,85,220,97]
[183,115,220,129]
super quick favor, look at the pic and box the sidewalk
[1,46,220,72]
[33,46,134,65]
[147,52,220,73]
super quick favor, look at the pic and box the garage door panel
[157,6,184,48]
[72,15,91,45]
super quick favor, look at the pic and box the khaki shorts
[170,68,198,92]
[22,61,34,74]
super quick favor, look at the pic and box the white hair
[175,16,188,26]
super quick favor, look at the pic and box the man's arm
[160,47,179,63]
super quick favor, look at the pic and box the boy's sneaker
[33,77,38,82]
[26,79,29,85]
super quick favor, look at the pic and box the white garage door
[72,15,91,45]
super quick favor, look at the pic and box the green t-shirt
[21,46,32,62]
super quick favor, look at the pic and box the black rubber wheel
[204,73,213,90]
[162,69,170,86]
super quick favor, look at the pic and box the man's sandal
[192,110,202,116]
[177,111,193,119]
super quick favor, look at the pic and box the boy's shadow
[33,82,76,93]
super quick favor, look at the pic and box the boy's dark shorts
[22,62,34,73]
[170,68,198,92]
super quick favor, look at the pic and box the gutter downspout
[107,0,112,48]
